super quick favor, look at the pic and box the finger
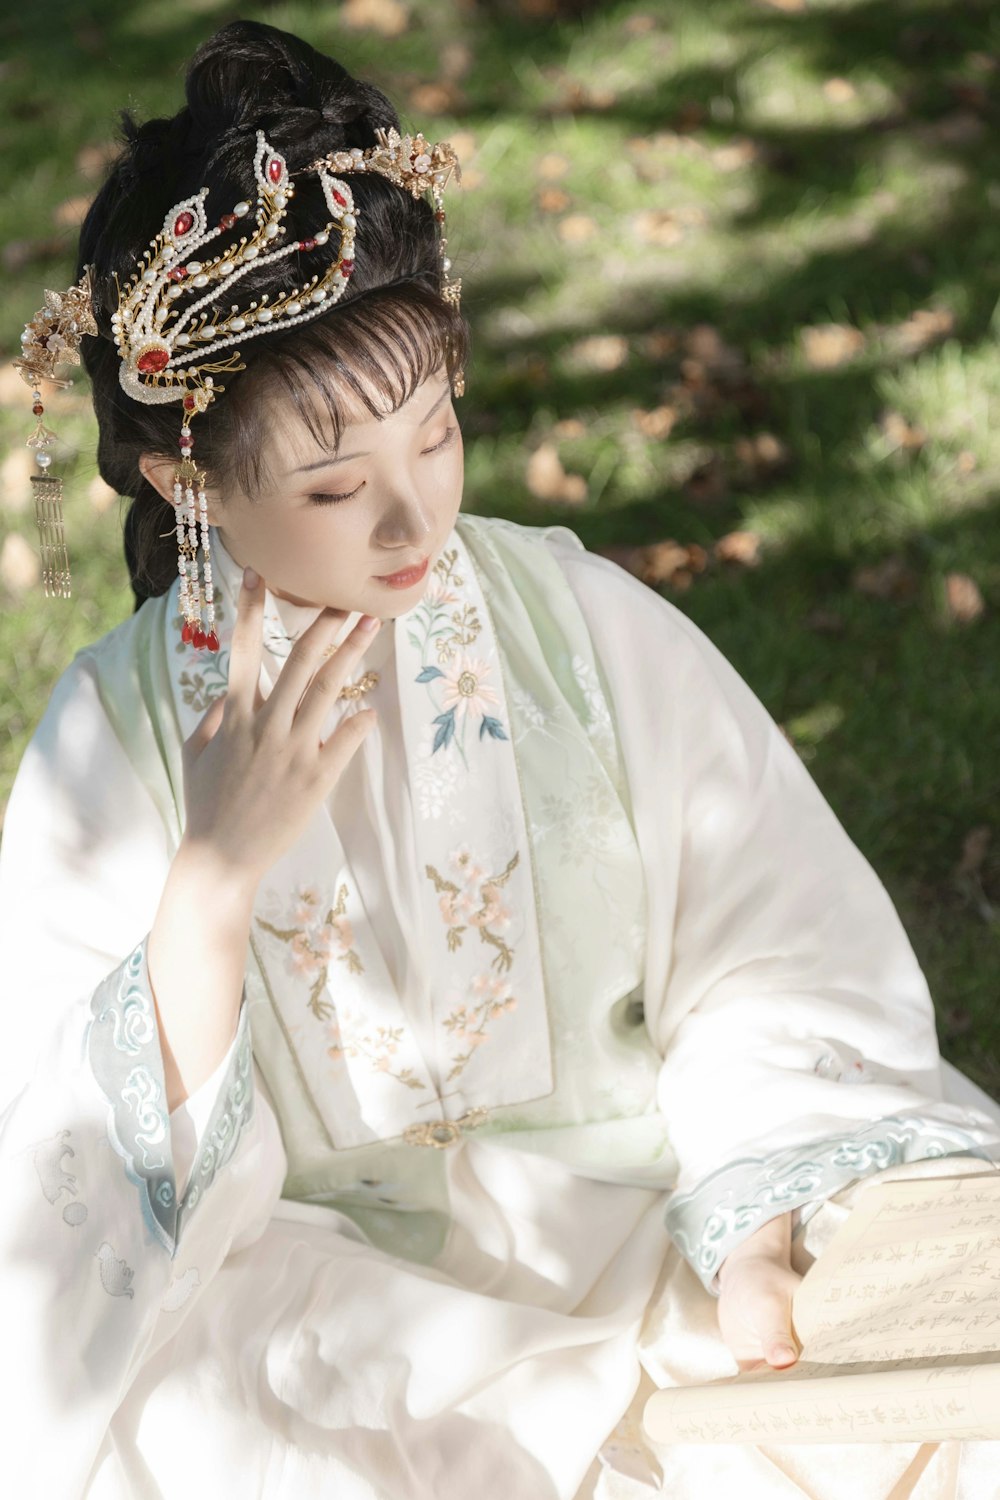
[225,566,266,720]
[762,1335,799,1367]
[262,606,350,730]
[294,615,382,743]
[183,692,227,758]
[317,706,378,784]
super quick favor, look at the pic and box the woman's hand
[716,1212,803,1373]
[179,565,381,890]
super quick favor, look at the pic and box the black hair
[76,19,470,606]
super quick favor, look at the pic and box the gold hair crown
[14,124,463,602]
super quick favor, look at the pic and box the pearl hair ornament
[13,123,464,624]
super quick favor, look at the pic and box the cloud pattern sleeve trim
[87,936,255,1256]
[664,1112,993,1296]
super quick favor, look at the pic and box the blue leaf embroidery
[479,715,508,742]
[415,665,445,683]
[432,709,457,753]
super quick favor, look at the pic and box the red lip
[375,556,430,588]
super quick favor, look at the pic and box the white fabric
[2,528,999,1498]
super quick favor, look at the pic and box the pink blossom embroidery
[325,1013,426,1091]
[256,884,363,1021]
[426,845,521,1080]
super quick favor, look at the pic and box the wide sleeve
[546,534,1000,1295]
[0,653,286,1497]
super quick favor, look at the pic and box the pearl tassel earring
[176,418,219,651]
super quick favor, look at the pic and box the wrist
[172,835,260,915]
[718,1212,792,1285]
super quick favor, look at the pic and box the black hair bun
[183,18,399,160]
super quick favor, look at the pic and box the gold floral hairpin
[13,124,464,627]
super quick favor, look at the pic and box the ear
[138,453,224,526]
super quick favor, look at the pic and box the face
[145,363,464,619]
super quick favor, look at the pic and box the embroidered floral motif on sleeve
[255,884,364,1020]
[426,844,521,1081]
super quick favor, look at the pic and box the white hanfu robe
[1,514,999,1499]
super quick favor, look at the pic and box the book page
[643,1169,1000,1445]
[642,1362,1000,1445]
[793,1170,1000,1365]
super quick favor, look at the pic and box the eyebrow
[291,384,452,473]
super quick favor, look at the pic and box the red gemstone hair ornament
[13,124,463,625]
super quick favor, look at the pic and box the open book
[643,1170,1000,1445]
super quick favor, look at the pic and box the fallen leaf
[53,195,93,228]
[879,410,927,453]
[955,826,991,879]
[623,13,658,35]
[852,554,919,601]
[684,323,745,378]
[674,101,706,132]
[565,334,628,372]
[538,152,571,180]
[684,460,728,505]
[341,0,410,37]
[632,209,684,248]
[804,607,847,636]
[75,140,118,180]
[558,214,598,244]
[802,323,866,369]
[538,186,571,214]
[823,77,857,104]
[734,431,791,473]
[0,532,40,594]
[712,138,759,172]
[639,329,680,361]
[552,417,586,439]
[641,540,689,584]
[88,475,118,514]
[409,80,462,115]
[440,41,472,80]
[449,130,477,162]
[0,448,35,512]
[631,406,677,440]
[0,364,30,409]
[944,572,985,624]
[526,442,588,504]
[714,529,761,566]
[595,543,645,577]
[942,1006,974,1038]
[892,305,955,356]
[2,236,66,272]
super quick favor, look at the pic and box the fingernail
[243,566,259,590]
[771,1345,796,1363]
[359,614,381,632]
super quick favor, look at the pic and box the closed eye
[309,425,459,506]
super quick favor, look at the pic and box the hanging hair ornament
[306,127,464,393]
[13,124,465,627]
[13,268,98,597]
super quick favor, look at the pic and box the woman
[2,19,998,1500]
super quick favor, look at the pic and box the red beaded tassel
[175,401,219,652]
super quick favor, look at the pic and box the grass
[1,0,997,1093]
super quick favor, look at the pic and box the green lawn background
[1,0,997,1093]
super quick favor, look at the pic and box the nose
[373,485,434,552]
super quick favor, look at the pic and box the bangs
[220,281,470,499]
